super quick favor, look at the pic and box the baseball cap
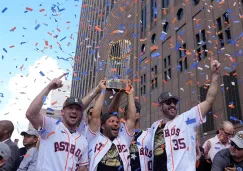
[0,142,10,161]
[124,101,141,113]
[231,131,243,148]
[21,130,39,137]
[63,97,83,109]
[101,113,119,125]
[158,92,179,104]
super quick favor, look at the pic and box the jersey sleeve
[118,123,134,146]
[77,122,98,142]
[181,105,206,128]
[78,141,89,166]
[39,115,57,139]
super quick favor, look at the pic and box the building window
[162,0,170,8]
[151,65,158,89]
[177,8,184,20]
[151,0,157,22]
[200,85,214,132]
[195,29,207,61]
[163,55,171,80]
[192,0,200,5]
[141,74,146,96]
[151,34,156,44]
[163,22,169,32]
[141,6,147,32]
[223,71,242,124]
[178,44,187,72]
[141,44,146,53]
[216,12,231,48]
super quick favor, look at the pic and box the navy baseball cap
[63,97,83,109]
[101,113,119,125]
[158,92,179,104]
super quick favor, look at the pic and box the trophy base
[106,80,127,91]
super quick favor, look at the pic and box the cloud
[0,56,68,146]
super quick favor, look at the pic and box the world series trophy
[105,40,131,91]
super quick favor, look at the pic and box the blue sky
[0,0,82,109]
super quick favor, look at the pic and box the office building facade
[72,0,243,139]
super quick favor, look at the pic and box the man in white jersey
[86,84,137,171]
[26,74,106,171]
[151,57,220,171]
[109,92,153,171]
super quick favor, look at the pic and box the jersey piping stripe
[141,130,149,171]
[166,121,175,171]
[88,126,97,135]
[71,134,81,170]
[64,129,71,171]
[115,138,129,171]
[197,105,203,123]
[124,123,134,137]
[93,137,109,160]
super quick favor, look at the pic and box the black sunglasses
[231,141,243,151]
[164,99,178,105]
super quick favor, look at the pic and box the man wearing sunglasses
[150,57,220,171]
[203,121,234,162]
[212,131,243,171]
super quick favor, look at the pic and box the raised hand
[46,73,65,90]
[125,84,134,95]
[96,80,106,93]
[210,57,220,74]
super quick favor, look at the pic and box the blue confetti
[0,93,4,97]
[42,96,47,103]
[1,7,8,13]
[112,112,118,115]
[3,48,7,53]
[25,58,28,61]
[160,31,167,41]
[185,118,196,125]
[88,149,92,154]
[101,89,105,94]
[55,117,62,125]
[118,166,123,170]
[40,128,46,134]
[20,42,26,45]
[39,71,45,76]
[136,141,141,145]
[60,37,66,41]
[47,108,54,112]
[74,77,80,81]
[35,24,41,30]
[151,52,160,58]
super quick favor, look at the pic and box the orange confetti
[66,21,71,24]
[56,28,61,32]
[119,107,124,113]
[26,7,33,11]
[10,27,16,31]
[140,38,147,42]
[45,40,48,46]
[162,79,167,84]
[47,32,52,36]
[110,68,117,72]
[39,9,45,12]
[229,57,235,63]
[9,45,15,48]
[150,45,158,51]
[51,101,57,106]
[120,7,124,11]
[24,153,30,157]
[35,42,38,46]
[152,102,159,107]
[95,26,102,32]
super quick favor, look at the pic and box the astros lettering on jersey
[86,123,133,171]
[36,116,89,171]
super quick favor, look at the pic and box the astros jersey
[131,129,153,171]
[164,105,205,171]
[36,116,89,171]
[87,123,134,171]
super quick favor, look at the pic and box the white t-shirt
[36,116,89,171]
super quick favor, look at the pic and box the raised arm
[108,92,123,113]
[124,85,136,135]
[89,80,106,132]
[26,74,65,129]
[199,57,220,118]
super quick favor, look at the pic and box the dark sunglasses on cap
[230,141,243,151]
[164,98,178,105]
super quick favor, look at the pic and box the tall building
[72,0,243,140]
